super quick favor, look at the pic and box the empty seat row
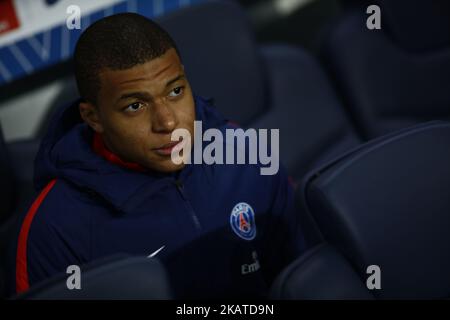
[272,121,450,299]
[321,0,450,139]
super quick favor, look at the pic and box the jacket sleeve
[13,180,90,295]
[261,166,307,284]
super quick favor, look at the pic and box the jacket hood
[34,95,227,213]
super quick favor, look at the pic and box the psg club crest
[230,202,256,241]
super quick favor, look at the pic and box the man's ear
[79,101,104,133]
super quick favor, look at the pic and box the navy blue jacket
[8,96,305,298]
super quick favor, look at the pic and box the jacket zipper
[174,179,202,231]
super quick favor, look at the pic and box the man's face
[81,48,195,173]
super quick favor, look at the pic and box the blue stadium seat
[0,124,16,224]
[271,121,450,299]
[12,255,173,299]
[0,126,39,298]
[322,0,450,139]
[0,124,16,297]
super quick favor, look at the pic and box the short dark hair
[74,13,179,104]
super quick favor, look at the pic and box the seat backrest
[13,255,173,299]
[254,44,361,181]
[322,0,450,139]
[157,0,267,126]
[380,0,450,52]
[296,121,450,299]
[270,244,374,300]
[0,124,16,224]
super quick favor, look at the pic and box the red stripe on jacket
[92,132,146,172]
[15,179,57,293]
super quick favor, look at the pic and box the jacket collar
[91,132,147,172]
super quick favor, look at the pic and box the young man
[8,13,305,298]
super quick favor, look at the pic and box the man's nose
[151,101,178,133]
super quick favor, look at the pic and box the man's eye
[168,86,184,98]
[124,102,145,112]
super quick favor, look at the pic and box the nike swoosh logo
[148,245,165,258]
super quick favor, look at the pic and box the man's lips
[153,140,183,156]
